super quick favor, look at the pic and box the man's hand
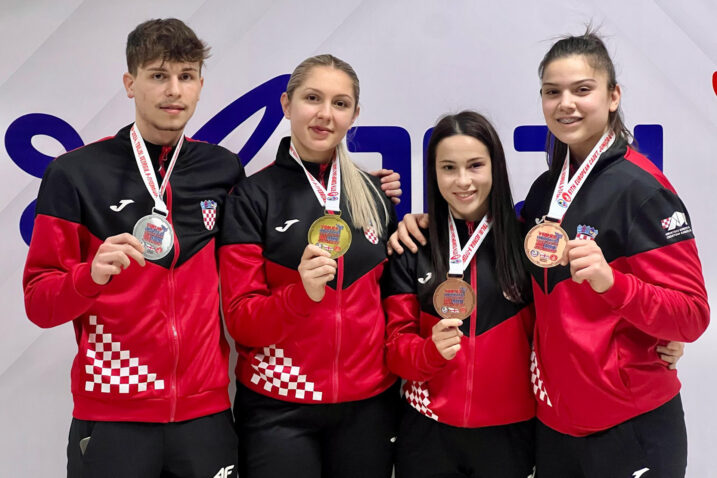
[91,233,146,285]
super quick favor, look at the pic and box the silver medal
[133,213,174,260]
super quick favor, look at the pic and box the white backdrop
[1,0,716,476]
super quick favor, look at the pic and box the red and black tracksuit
[23,124,243,477]
[521,139,709,477]
[383,220,535,477]
[219,137,399,478]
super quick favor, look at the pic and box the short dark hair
[426,111,531,303]
[126,18,210,75]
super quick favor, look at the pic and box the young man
[23,19,240,477]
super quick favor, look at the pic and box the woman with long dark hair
[384,111,535,478]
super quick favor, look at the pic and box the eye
[180,73,195,81]
[576,85,592,94]
[306,94,319,102]
[152,73,165,80]
[440,164,454,171]
[334,99,351,109]
[470,162,484,169]
[542,88,558,96]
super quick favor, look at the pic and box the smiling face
[280,65,359,163]
[435,134,492,222]
[123,59,203,145]
[541,54,621,164]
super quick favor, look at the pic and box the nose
[557,91,574,111]
[165,76,180,97]
[316,101,331,119]
[456,168,471,188]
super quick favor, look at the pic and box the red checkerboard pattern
[84,315,164,394]
[203,208,216,230]
[530,350,552,407]
[364,227,379,244]
[403,380,438,421]
[661,217,671,230]
[250,345,323,401]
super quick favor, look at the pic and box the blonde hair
[285,54,389,236]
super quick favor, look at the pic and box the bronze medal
[524,220,568,268]
[307,214,352,259]
[432,276,476,320]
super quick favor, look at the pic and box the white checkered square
[83,315,164,395]
[403,381,438,421]
[530,350,552,407]
[250,345,322,401]
[364,227,379,245]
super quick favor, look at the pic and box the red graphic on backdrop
[713,72,717,96]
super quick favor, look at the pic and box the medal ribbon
[447,212,492,276]
[546,130,615,222]
[288,141,341,213]
[130,123,184,216]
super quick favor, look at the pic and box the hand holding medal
[90,233,146,285]
[561,239,614,293]
[298,244,337,302]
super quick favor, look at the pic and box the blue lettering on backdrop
[4,80,664,245]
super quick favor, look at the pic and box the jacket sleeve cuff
[285,283,318,319]
[72,263,103,298]
[421,336,448,370]
[599,268,630,309]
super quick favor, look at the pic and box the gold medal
[307,214,352,259]
[524,220,568,268]
[432,276,476,320]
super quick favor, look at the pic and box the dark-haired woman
[521,31,708,477]
[384,111,535,478]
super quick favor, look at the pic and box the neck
[291,136,334,164]
[450,204,488,223]
[134,120,183,147]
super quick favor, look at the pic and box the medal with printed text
[524,220,568,268]
[307,214,352,259]
[433,275,476,320]
[133,213,174,260]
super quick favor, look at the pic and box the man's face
[123,59,203,145]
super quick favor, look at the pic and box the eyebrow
[301,87,354,99]
[542,78,597,87]
[145,66,199,72]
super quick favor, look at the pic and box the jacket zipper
[160,145,181,422]
[463,222,477,426]
[333,255,344,402]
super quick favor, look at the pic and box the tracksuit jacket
[219,137,397,404]
[23,124,243,422]
[521,139,709,436]
[383,221,536,428]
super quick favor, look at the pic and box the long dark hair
[426,111,530,303]
[538,29,631,176]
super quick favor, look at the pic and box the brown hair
[126,18,210,75]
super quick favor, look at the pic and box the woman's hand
[561,239,614,293]
[432,318,464,360]
[387,213,429,255]
[658,341,685,370]
[298,244,337,302]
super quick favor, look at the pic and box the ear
[123,72,135,99]
[609,84,621,113]
[351,104,360,126]
[280,92,290,119]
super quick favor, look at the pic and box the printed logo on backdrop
[6,75,670,245]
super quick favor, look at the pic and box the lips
[557,117,581,124]
[160,104,185,114]
[454,191,476,201]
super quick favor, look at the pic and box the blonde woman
[219,54,399,478]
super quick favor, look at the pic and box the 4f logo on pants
[213,465,235,478]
